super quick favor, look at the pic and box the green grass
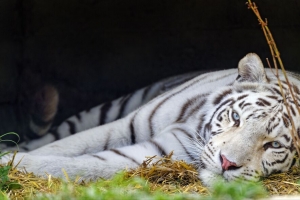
[209,179,267,200]
[13,172,266,200]
[33,172,194,200]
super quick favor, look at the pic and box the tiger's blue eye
[271,141,281,148]
[263,141,282,150]
[232,112,240,121]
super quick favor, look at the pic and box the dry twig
[247,0,300,155]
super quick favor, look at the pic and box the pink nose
[221,154,237,171]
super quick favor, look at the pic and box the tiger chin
[1,53,300,187]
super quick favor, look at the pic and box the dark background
[0,0,300,142]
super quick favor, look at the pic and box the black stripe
[262,161,269,175]
[275,83,287,90]
[91,154,106,161]
[173,127,193,138]
[201,155,213,166]
[282,117,289,128]
[197,114,206,135]
[213,89,232,105]
[52,129,60,140]
[270,154,288,166]
[232,175,240,179]
[110,149,140,165]
[117,94,133,119]
[185,99,207,121]
[283,113,291,124]
[172,133,196,161]
[103,134,110,150]
[272,120,280,130]
[237,94,248,101]
[216,108,226,121]
[149,140,167,157]
[290,105,296,116]
[148,97,174,136]
[282,135,291,143]
[66,120,76,134]
[207,144,214,156]
[265,87,276,95]
[293,84,300,95]
[256,101,265,107]
[272,87,282,96]
[258,98,271,106]
[289,143,295,152]
[204,151,214,163]
[176,98,195,122]
[211,131,218,135]
[241,172,253,177]
[141,86,151,101]
[246,114,254,121]
[266,95,278,100]
[206,98,234,127]
[238,101,245,109]
[176,95,207,122]
[272,151,285,154]
[148,74,213,136]
[75,113,81,121]
[241,103,251,109]
[99,102,112,125]
[130,118,136,144]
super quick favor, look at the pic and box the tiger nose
[221,154,238,171]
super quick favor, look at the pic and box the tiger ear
[236,53,268,83]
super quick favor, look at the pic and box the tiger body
[10,71,201,151]
[2,53,300,186]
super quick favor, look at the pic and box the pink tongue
[221,155,237,170]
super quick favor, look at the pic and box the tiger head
[199,53,300,186]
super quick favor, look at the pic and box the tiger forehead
[212,88,281,109]
[211,82,283,105]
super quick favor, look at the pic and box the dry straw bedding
[2,154,300,199]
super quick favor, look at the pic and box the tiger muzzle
[220,154,242,171]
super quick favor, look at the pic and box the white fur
[2,53,300,187]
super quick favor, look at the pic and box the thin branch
[247,0,300,155]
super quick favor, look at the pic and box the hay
[4,166,62,199]
[0,154,300,198]
[263,164,300,195]
[126,152,209,195]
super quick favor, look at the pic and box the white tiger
[2,53,300,186]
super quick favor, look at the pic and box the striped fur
[2,53,300,186]
[5,72,201,151]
